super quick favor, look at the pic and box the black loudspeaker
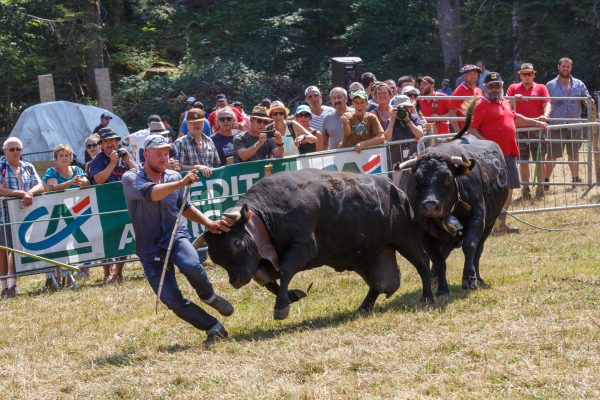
[331,57,363,91]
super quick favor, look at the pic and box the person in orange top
[449,64,483,132]
[506,63,551,200]
[468,72,548,233]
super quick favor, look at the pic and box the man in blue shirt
[122,134,233,346]
[544,57,591,185]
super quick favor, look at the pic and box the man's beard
[148,161,166,174]
[421,87,433,95]
[559,70,570,78]
[485,90,503,103]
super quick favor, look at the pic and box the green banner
[5,146,387,274]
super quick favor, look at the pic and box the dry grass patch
[1,209,599,399]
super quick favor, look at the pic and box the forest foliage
[0,0,599,133]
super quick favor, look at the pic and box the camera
[396,106,409,121]
[263,130,276,139]
[116,148,127,159]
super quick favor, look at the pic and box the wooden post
[38,74,55,103]
[94,68,113,111]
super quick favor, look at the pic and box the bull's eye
[233,239,243,249]
[445,175,453,186]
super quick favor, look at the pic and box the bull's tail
[451,96,478,141]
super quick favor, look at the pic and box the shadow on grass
[232,283,474,343]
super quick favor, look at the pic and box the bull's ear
[238,203,253,226]
[454,158,476,175]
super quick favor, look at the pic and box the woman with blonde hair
[267,101,321,155]
[43,144,89,192]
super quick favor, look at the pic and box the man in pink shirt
[506,63,551,200]
[449,64,483,132]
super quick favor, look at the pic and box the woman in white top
[267,101,319,156]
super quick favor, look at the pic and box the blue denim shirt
[546,76,590,125]
[122,167,191,262]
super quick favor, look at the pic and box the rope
[505,210,570,231]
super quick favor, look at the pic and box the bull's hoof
[461,278,478,290]
[420,295,435,303]
[357,304,374,313]
[435,288,450,297]
[273,306,290,320]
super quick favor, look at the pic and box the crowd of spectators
[0,56,594,298]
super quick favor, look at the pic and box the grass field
[0,210,599,399]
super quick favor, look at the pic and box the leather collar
[245,214,280,272]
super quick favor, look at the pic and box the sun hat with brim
[149,121,170,136]
[401,85,420,95]
[484,72,503,85]
[393,95,413,108]
[351,90,368,101]
[518,63,536,74]
[98,128,120,142]
[268,100,290,116]
[459,64,482,74]
[250,105,272,121]
[143,134,172,150]
[294,104,311,116]
[186,108,205,122]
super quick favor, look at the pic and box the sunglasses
[86,143,99,149]
[270,111,286,117]
[519,72,534,77]
[7,147,22,153]
[253,118,270,125]
[296,113,311,118]
[406,93,418,98]
[147,136,170,146]
[218,117,233,122]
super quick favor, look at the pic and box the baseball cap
[100,112,113,119]
[98,127,120,142]
[186,96,197,105]
[351,90,368,101]
[304,86,321,97]
[442,78,450,85]
[216,94,227,101]
[401,85,420,95]
[484,72,503,85]
[459,64,482,74]
[186,108,205,122]
[143,134,172,150]
[421,76,435,85]
[294,105,311,115]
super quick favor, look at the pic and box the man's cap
[268,100,290,116]
[186,96,197,105]
[304,86,321,97]
[484,72,504,85]
[98,127,120,142]
[192,101,205,109]
[393,95,412,108]
[351,90,368,101]
[459,64,482,74]
[401,85,420,95]
[231,101,244,109]
[518,63,536,73]
[250,105,272,121]
[143,134,172,150]
[186,108,205,122]
[442,78,450,85]
[100,112,113,119]
[149,121,170,136]
[294,104,311,115]
[216,94,227,101]
[147,114,161,123]
[421,76,435,85]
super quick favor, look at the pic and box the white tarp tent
[9,101,129,162]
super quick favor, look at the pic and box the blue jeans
[142,238,218,331]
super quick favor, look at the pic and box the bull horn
[450,156,463,166]
[394,158,418,171]
[223,207,242,221]
[192,233,206,249]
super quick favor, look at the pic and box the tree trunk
[511,1,523,78]
[436,0,464,80]
[84,0,104,99]
[109,0,126,26]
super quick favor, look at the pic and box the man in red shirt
[506,63,551,200]
[449,64,483,132]
[468,72,548,233]
[418,76,450,134]
[208,94,245,132]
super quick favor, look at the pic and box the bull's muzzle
[420,199,443,218]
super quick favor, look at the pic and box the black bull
[393,135,509,292]
[200,169,433,320]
